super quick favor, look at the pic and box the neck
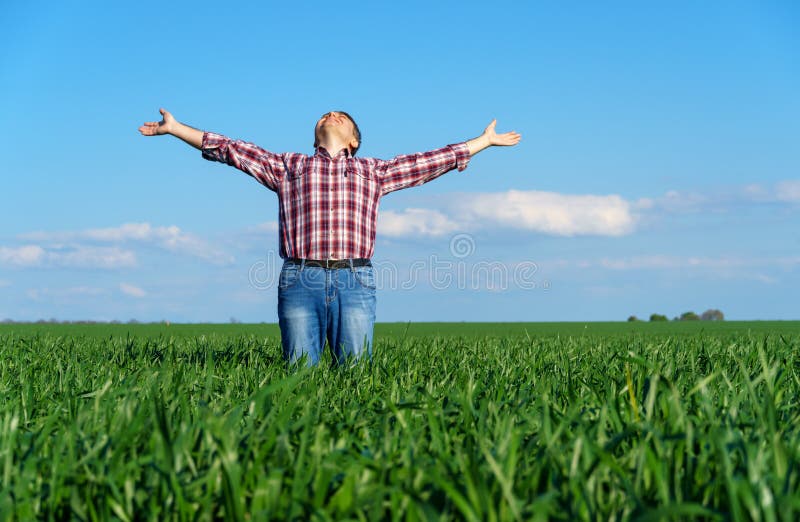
[316,133,351,156]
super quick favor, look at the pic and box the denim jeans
[277,260,376,367]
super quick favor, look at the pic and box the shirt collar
[315,145,352,159]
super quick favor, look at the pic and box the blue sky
[1,1,798,322]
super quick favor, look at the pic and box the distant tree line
[0,318,263,325]
[0,319,169,325]
[627,309,725,322]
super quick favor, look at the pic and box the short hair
[314,111,361,156]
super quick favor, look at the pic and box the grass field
[1,321,799,520]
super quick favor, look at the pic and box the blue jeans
[277,260,376,367]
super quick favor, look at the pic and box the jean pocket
[279,264,302,290]
[353,266,376,290]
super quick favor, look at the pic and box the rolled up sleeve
[375,142,471,196]
[201,132,285,192]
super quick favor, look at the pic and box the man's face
[315,111,357,145]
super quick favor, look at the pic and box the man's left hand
[483,119,521,147]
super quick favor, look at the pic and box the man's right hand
[138,108,175,136]
[138,108,204,149]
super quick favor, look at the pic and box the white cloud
[753,273,778,284]
[741,184,771,202]
[738,181,800,205]
[596,255,744,270]
[453,190,636,236]
[155,229,233,265]
[651,180,800,210]
[379,208,461,237]
[119,283,146,298]
[0,245,46,266]
[378,190,637,238]
[775,256,800,268]
[775,180,800,203]
[472,180,800,228]
[0,245,136,269]
[252,221,279,233]
[53,246,137,269]
[19,222,233,265]
[646,190,710,213]
[530,254,797,288]
[65,286,108,296]
[222,221,282,253]
[565,255,800,272]
[26,286,109,300]
[81,223,155,242]
[0,280,10,288]
[598,255,683,270]
[23,222,158,242]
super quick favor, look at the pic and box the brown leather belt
[285,258,372,269]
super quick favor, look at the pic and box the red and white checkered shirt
[201,132,471,260]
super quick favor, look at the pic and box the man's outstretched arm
[138,108,285,191]
[376,119,521,195]
[138,108,204,149]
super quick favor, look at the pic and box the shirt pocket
[286,157,310,182]
[346,160,372,180]
[346,161,380,198]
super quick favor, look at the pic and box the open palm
[484,119,521,146]
[138,108,175,136]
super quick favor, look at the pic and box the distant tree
[649,313,668,322]
[627,315,638,322]
[701,309,724,321]
[679,311,700,321]
[127,319,140,324]
[230,317,241,324]
[1,318,13,324]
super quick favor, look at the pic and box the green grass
[2,320,798,339]
[1,323,799,520]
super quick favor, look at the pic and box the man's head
[314,111,361,156]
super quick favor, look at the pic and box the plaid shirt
[201,132,471,260]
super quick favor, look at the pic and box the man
[139,109,521,366]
